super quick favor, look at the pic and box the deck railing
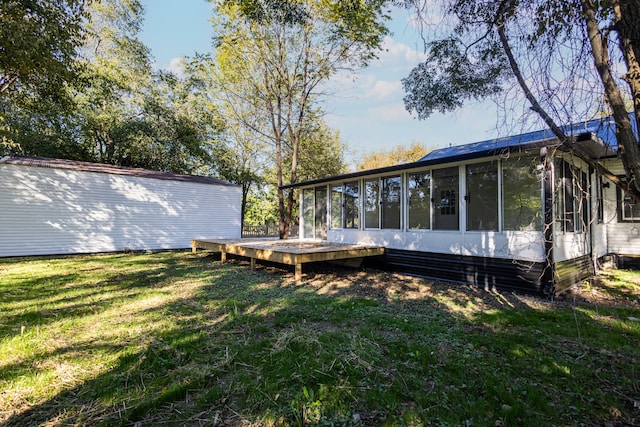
[242,223,299,238]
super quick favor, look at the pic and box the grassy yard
[0,251,638,426]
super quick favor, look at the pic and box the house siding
[0,163,241,257]
[328,229,545,262]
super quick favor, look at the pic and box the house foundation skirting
[366,249,546,294]
[553,255,594,293]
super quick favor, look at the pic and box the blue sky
[138,0,502,164]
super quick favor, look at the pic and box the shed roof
[0,156,238,187]
[283,115,621,189]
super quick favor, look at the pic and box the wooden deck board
[191,238,384,280]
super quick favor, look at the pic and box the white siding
[591,160,640,258]
[0,164,241,257]
[328,229,545,262]
[601,174,640,256]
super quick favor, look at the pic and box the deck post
[295,263,302,281]
[221,251,226,263]
[191,242,197,254]
[250,257,256,270]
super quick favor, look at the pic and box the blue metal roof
[419,116,620,162]
[283,114,631,190]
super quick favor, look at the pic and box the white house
[288,116,640,294]
[0,156,241,257]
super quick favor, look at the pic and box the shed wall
[0,164,241,257]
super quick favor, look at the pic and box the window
[575,171,589,233]
[466,161,498,231]
[408,171,431,229]
[364,179,379,228]
[556,160,575,232]
[330,185,342,229]
[621,191,640,221]
[502,155,542,231]
[314,186,327,240]
[596,175,604,223]
[433,167,459,230]
[382,176,401,229]
[343,181,359,229]
[302,189,314,238]
[555,160,589,232]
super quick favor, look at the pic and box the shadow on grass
[1,253,639,426]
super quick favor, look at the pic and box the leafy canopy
[0,0,87,108]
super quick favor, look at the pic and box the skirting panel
[366,249,546,293]
[553,255,594,293]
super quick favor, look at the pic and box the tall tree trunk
[583,0,640,196]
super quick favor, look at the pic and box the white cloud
[368,102,413,121]
[164,57,185,77]
[370,80,403,100]
[375,36,427,71]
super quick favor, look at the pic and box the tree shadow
[1,253,638,426]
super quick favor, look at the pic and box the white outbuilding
[0,156,241,257]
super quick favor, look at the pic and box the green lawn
[0,251,638,426]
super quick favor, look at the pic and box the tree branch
[497,21,636,198]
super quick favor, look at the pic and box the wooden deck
[191,238,385,281]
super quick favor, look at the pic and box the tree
[401,0,640,198]
[183,53,270,230]
[73,0,215,173]
[2,0,218,174]
[356,141,430,170]
[0,0,87,107]
[212,0,390,238]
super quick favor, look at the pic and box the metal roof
[284,115,622,189]
[419,116,618,162]
[0,156,238,187]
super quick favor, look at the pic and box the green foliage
[1,0,220,175]
[0,0,87,108]
[403,37,506,119]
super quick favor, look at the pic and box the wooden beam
[295,263,302,281]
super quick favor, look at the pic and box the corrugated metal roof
[419,116,619,162]
[0,156,238,187]
[284,115,624,189]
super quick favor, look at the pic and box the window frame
[407,170,432,230]
[618,186,640,222]
[364,178,380,229]
[465,160,499,232]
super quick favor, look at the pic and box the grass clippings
[0,251,638,426]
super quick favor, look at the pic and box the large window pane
[331,185,342,229]
[408,171,431,229]
[364,179,379,228]
[433,167,459,230]
[502,155,542,231]
[466,162,498,231]
[314,186,327,240]
[302,189,314,238]
[343,181,359,229]
[382,176,401,229]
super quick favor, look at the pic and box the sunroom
[289,117,622,294]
